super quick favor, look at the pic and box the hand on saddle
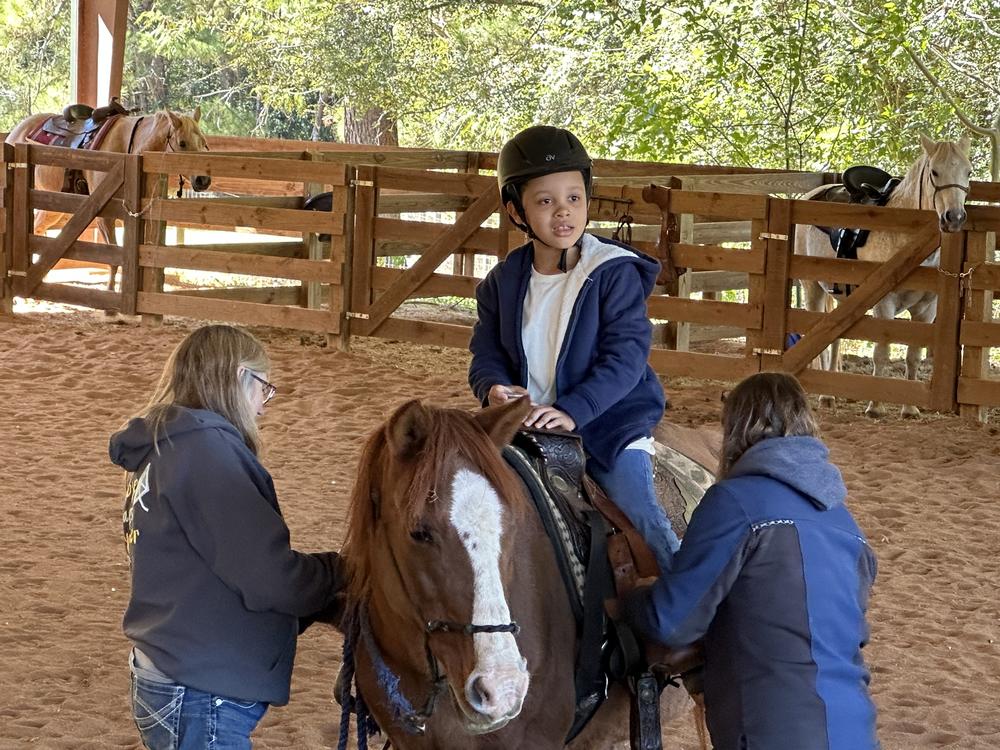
[487,384,529,406]
[524,404,576,432]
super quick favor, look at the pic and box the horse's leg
[864,299,897,418]
[900,296,938,418]
[802,280,836,408]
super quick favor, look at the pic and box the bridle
[918,156,970,214]
[348,484,520,737]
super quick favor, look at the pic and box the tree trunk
[343,105,398,145]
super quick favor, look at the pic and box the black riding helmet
[497,125,593,230]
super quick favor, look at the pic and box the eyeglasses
[248,372,277,405]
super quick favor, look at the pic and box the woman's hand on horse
[524,405,576,431]
[488,384,529,406]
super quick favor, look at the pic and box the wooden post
[958,231,994,421]
[348,165,377,340]
[302,151,323,310]
[0,143,13,314]
[674,212,694,352]
[743,216,768,365]
[928,231,967,413]
[119,153,143,315]
[641,178,683,349]
[140,174,168,326]
[758,197,793,371]
[11,143,32,298]
[337,166,356,351]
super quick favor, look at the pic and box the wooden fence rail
[1,143,997,418]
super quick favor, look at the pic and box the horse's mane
[342,405,527,603]
[891,140,965,210]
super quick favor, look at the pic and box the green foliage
[0,0,70,127]
[3,0,997,177]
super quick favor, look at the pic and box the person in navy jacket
[469,125,678,573]
[624,372,879,750]
[110,324,344,750]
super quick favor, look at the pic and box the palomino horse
[340,397,699,749]
[795,135,972,418]
[5,108,212,292]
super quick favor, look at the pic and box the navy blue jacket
[469,233,665,471]
[624,436,879,750]
[110,407,341,705]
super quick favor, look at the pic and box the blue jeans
[589,448,680,574]
[130,673,268,749]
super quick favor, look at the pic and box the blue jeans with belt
[130,652,268,749]
[589,448,680,575]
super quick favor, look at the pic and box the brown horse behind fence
[339,397,702,749]
[5,107,212,291]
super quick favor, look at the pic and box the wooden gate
[6,142,142,314]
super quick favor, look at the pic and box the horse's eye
[179,140,188,149]
[410,527,434,544]
[931,170,938,178]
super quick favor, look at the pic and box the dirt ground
[0,308,997,749]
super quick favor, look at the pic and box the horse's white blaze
[450,467,529,721]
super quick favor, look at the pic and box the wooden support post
[11,143,32,295]
[958,231,994,421]
[140,174,167,326]
[641,178,683,349]
[348,165,377,341]
[758,197,793,371]
[337,166,356,351]
[743,216,768,366]
[302,151,323,310]
[929,231,967,413]
[119,153,143,315]
[0,143,13,314]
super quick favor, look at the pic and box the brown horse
[5,107,211,291]
[340,397,695,749]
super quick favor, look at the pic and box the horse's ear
[385,399,431,459]
[958,134,971,154]
[167,112,183,128]
[920,133,936,154]
[475,397,530,448]
[192,105,201,123]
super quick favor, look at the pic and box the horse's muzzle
[192,175,212,192]
[459,664,530,732]
[940,208,966,233]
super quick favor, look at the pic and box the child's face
[510,170,588,253]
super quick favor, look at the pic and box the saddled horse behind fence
[794,135,972,417]
[5,105,213,293]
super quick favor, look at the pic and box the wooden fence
[1,141,997,418]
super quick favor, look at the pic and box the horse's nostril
[468,676,492,712]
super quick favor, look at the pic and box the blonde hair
[133,325,269,454]
[719,372,819,478]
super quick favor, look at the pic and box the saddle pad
[504,445,587,604]
[654,442,715,526]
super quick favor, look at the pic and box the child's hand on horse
[488,384,529,406]
[524,405,576,431]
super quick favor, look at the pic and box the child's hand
[488,384,528,406]
[524,405,576,431]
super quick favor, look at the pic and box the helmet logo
[545,153,556,161]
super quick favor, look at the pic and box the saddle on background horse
[504,428,715,749]
[26,98,135,194]
[810,166,901,294]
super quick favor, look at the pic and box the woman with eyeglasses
[109,324,344,750]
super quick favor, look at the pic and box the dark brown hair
[719,372,819,477]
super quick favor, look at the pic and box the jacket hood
[727,436,846,510]
[109,407,240,472]
[577,233,661,297]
